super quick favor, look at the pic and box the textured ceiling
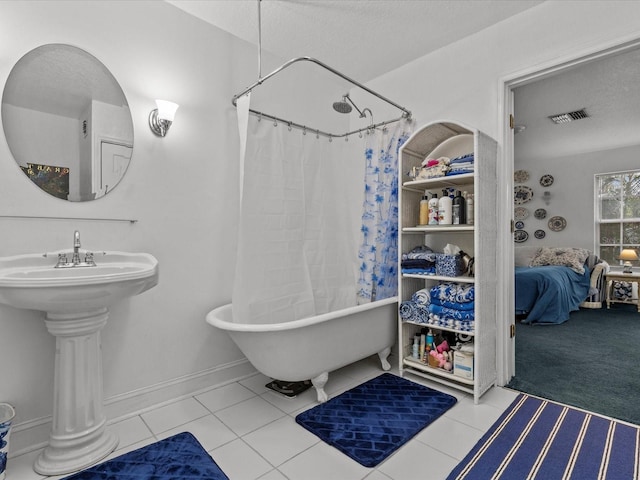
[514,47,640,162]
[165,0,544,82]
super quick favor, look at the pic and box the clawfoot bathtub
[205,297,397,402]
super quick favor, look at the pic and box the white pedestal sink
[0,250,159,475]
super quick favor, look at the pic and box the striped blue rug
[296,373,457,467]
[448,394,640,479]
[62,432,228,479]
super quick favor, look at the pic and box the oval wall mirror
[1,44,134,201]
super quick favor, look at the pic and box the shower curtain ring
[288,122,292,131]
[345,134,349,142]
[273,118,278,127]
[302,126,307,135]
[359,130,363,138]
[328,135,333,142]
[258,113,262,122]
[316,130,319,139]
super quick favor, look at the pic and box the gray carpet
[507,304,640,426]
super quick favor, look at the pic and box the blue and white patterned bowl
[0,403,15,480]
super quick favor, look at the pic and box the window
[596,170,640,266]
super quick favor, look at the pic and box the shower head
[332,95,352,114]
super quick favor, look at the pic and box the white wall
[514,144,640,251]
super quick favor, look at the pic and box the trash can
[0,403,15,480]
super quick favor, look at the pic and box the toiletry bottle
[412,335,419,359]
[428,193,439,225]
[452,190,466,225]
[438,189,452,225]
[419,331,426,360]
[419,191,429,225]
[426,329,434,352]
[466,193,474,225]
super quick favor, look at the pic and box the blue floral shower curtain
[357,119,414,303]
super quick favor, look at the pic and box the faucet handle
[85,251,96,266]
[55,253,68,268]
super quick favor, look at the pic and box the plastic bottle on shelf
[419,191,429,225]
[428,193,439,225]
[426,329,434,352]
[466,193,474,225]
[452,190,466,225]
[412,335,419,359]
[438,189,452,225]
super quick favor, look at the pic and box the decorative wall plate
[514,185,534,204]
[534,229,546,239]
[514,207,529,221]
[534,208,547,220]
[514,170,530,183]
[515,221,525,230]
[548,216,567,232]
[540,174,554,187]
[514,230,529,243]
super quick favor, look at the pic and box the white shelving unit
[398,121,497,403]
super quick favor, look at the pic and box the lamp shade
[155,100,179,122]
[619,249,639,261]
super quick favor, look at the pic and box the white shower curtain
[232,113,360,325]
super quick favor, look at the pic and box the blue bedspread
[515,265,590,324]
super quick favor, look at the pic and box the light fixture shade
[155,100,179,121]
[619,249,639,261]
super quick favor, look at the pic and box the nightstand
[605,271,640,312]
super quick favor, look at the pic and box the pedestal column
[34,308,118,475]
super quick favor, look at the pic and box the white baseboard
[9,359,257,457]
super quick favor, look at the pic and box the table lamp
[619,249,638,273]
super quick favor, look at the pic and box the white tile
[195,382,256,412]
[260,387,317,414]
[109,415,153,450]
[363,470,394,480]
[240,373,273,394]
[446,396,504,431]
[479,386,519,410]
[258,469,289,480]
[278,442,372,480]
[214,396,285,436]
[377,440,459,480]
[4,449,45,480]
[243,416,319,466]
[212,438,272,480]
[156,414,238,451]
[414,415,484,460]
[140,397,209,434]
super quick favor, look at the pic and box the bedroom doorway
[499,36,640,388]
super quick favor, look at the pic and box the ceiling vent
[548,109,589,124]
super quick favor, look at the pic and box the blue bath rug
[62,432,228,479]
[295,373,457,467]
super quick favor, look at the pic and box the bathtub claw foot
[378,347,391,371]
[312,372,329,403]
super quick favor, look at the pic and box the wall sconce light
[149,100,179,137]
[618,249,638,273]
[542,191,552,205]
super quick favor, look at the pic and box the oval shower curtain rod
[231,56,412,139]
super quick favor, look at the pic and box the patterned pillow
[529,247,591,274]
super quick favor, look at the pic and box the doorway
[498,36,640,386]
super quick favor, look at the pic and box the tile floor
[6,356,519,480]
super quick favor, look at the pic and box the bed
[515,246,609,325]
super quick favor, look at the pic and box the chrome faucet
[54,230,96,268]
[72,230,81,265]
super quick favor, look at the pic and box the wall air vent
[548,109,589,124]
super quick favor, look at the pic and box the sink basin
[0,249,159,475]
[0,250,158,313]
